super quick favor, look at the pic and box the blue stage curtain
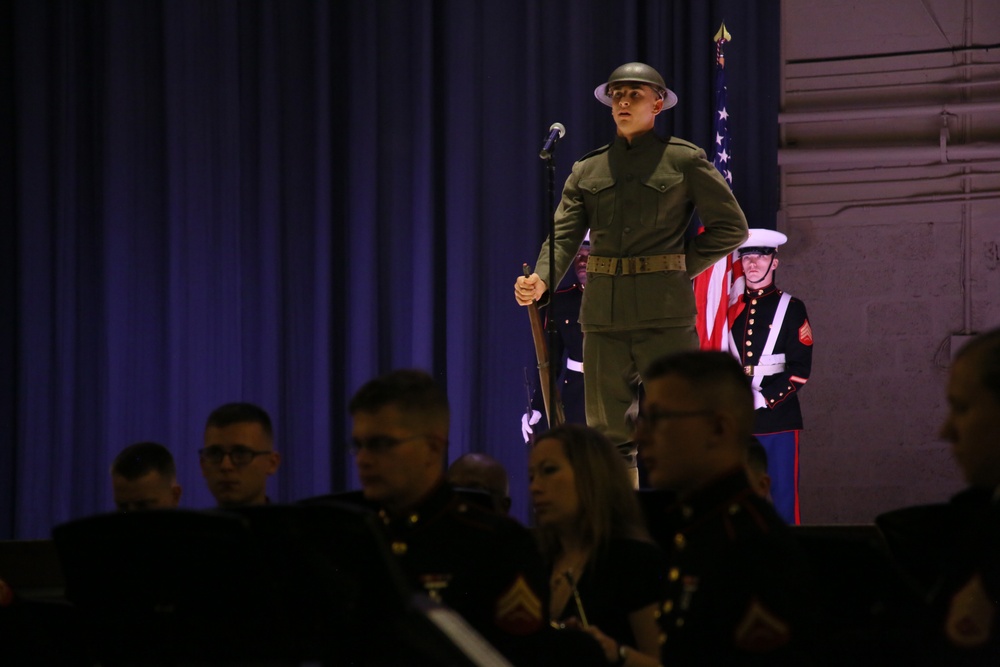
[2,0,778,537]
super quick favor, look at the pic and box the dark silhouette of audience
[446,451,512,514]
[877,328,1000,665]
[110,441,182,512]
[32,334,1000,665]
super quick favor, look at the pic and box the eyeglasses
[635,408,714,432]
[350,434,429,455]
[198,446,272,467]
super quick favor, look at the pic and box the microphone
[539,122,566,160]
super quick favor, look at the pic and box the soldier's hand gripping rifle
[523,264,565,429]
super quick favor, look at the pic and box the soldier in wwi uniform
[514,62,748,486]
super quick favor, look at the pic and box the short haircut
[955,328,1000,399]
[111,442,176,481]
[746,437,769,474]
[532,423,649,563]
[448,453,509,497]
[348,369,450,434]
[644,350,754,438]
[447,453,511,513]
[205,402,273,438]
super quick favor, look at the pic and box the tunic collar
[743,283,779,299]
[668,467,755,524]
[378,479,452,529]
[612,130,662,152]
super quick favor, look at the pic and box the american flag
[694,23,743,351]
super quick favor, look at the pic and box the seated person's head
[638,351,754,497]
[745,437,772,501]
[110,442,182,512]
[447,452,511,514]
[941,328,1000,489]
[529,423,647,549]
[349,369,450,514]
[200,402,280,507]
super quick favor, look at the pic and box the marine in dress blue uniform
[375,482,549,645]
[638,350,819,665]
[349,369,550,663]
[649,469,818,666]
[876,329,1000,665]
[728,229,812,525]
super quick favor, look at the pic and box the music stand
[53,503,507,665]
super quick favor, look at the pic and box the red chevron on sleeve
[798,320,813,346]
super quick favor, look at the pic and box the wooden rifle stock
[523,264,565,428]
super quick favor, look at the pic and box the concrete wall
[779,0,1000,522]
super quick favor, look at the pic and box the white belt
[566,358,584,373]
[745,363,786,377]
[744,354,786,377]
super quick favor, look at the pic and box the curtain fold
[4,0,779,537]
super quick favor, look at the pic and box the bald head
[447,453,511,514]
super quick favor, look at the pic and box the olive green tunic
[534,131,748,456]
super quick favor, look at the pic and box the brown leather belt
[587,253,686,275]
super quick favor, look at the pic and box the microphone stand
[542,153,559,426]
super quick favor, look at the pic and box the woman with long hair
[529,424,663,666]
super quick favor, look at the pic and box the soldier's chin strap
[744,254,777,287]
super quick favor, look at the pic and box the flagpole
[694,21,739,352]
[714,22,731,45]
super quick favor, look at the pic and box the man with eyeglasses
[514,62,747,487]
[637,351,817,665]
[199,402,281,507]
[348,369,600,664]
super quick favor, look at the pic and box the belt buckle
[624,257,636,275]
[744,365,754,377]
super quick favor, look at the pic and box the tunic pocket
[639,173,684,228]
[579,176,616,229]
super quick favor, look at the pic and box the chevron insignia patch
[495,575,544,635]
[945,572,995,648]
[733,598,791,653]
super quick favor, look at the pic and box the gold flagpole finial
[714,21,731,43]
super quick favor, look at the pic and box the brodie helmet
[593,62,678,110]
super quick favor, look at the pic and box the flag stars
[718,148,730,164]
[718,107,729,121]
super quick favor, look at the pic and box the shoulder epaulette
[667,137,700,152]
[578,144,611,162]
